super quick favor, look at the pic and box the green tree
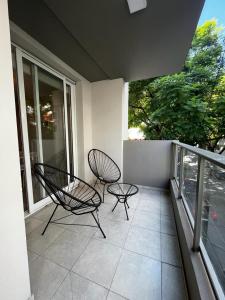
[129,20,225,151]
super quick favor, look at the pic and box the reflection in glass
[23,59,43,203]
[17,56,73,205]
[201,161,225,293]
[38,68,67,188]
[12,48,29,211]
[176,146,181,183]
[66,84,74,181]
[182,150,198,220]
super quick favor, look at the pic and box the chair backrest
[88,149,121,183]
[33,163,101,210]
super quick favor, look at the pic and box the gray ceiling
[8,0,205,82]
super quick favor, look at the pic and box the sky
[198,0,225,26]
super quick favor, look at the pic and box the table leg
[112,197,119,212]
[124,197,129,220]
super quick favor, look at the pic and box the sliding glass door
[13,46,76,213]
[66,84,75,182]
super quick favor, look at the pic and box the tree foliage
[129,20,225,151]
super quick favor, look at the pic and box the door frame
[15,46,77,214]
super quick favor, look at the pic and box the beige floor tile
[125,226,161,260]
[44,230,90,269]
[29,256,68,300]
[52,272,108,300]
[73,239,122,288]
[111,250,161,300]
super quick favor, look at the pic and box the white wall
[75,81,85,179]
[91,79,128,178]
[123,140,173,189]
[10,22,94,184]
[80,80,94,182]
[0,1,31,299]
[122,82,129,141]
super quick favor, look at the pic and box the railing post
[171,143,178,179]
[193,156,205,251]
[178,147,184,199]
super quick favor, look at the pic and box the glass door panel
[23,58,43,203]
[12,47,29,212]
[13,47,76,212]
[38,68,68,188]
[66,84,74,181]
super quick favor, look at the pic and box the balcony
[1,1,217,299]
[26,186,187,300]
[23,139,225,300]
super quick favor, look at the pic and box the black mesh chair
[88,149,121,202]
[33,163,106,238]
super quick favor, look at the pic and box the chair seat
[88,149,121,183]
[88,149,121,202]
[33,163,106,238]
[54,183,101,214]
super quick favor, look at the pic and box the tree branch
[205,136,224,142]
[129,104,152,125]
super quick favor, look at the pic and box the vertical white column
[91,78,125,176]
[0,1,31,300]
[81,80,93,182]
[121,81,129,180]
[122,82,129,141]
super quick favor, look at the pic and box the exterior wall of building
[10,23,129,185]
[10,21,94,183]
[0,2,31,299]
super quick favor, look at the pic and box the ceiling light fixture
[127,0,147,14]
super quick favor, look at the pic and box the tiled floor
[26,187,188,300]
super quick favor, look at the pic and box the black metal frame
[107,183,138,220]
[33,163,106,238]
[88,149,121,202]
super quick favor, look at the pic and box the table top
[107,183,138,197]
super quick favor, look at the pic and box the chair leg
[102,183,106,203]
[91,212,106,238]
[42,204,59,235]
[92,180,99,211]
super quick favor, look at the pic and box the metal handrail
[173,141,225,169]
